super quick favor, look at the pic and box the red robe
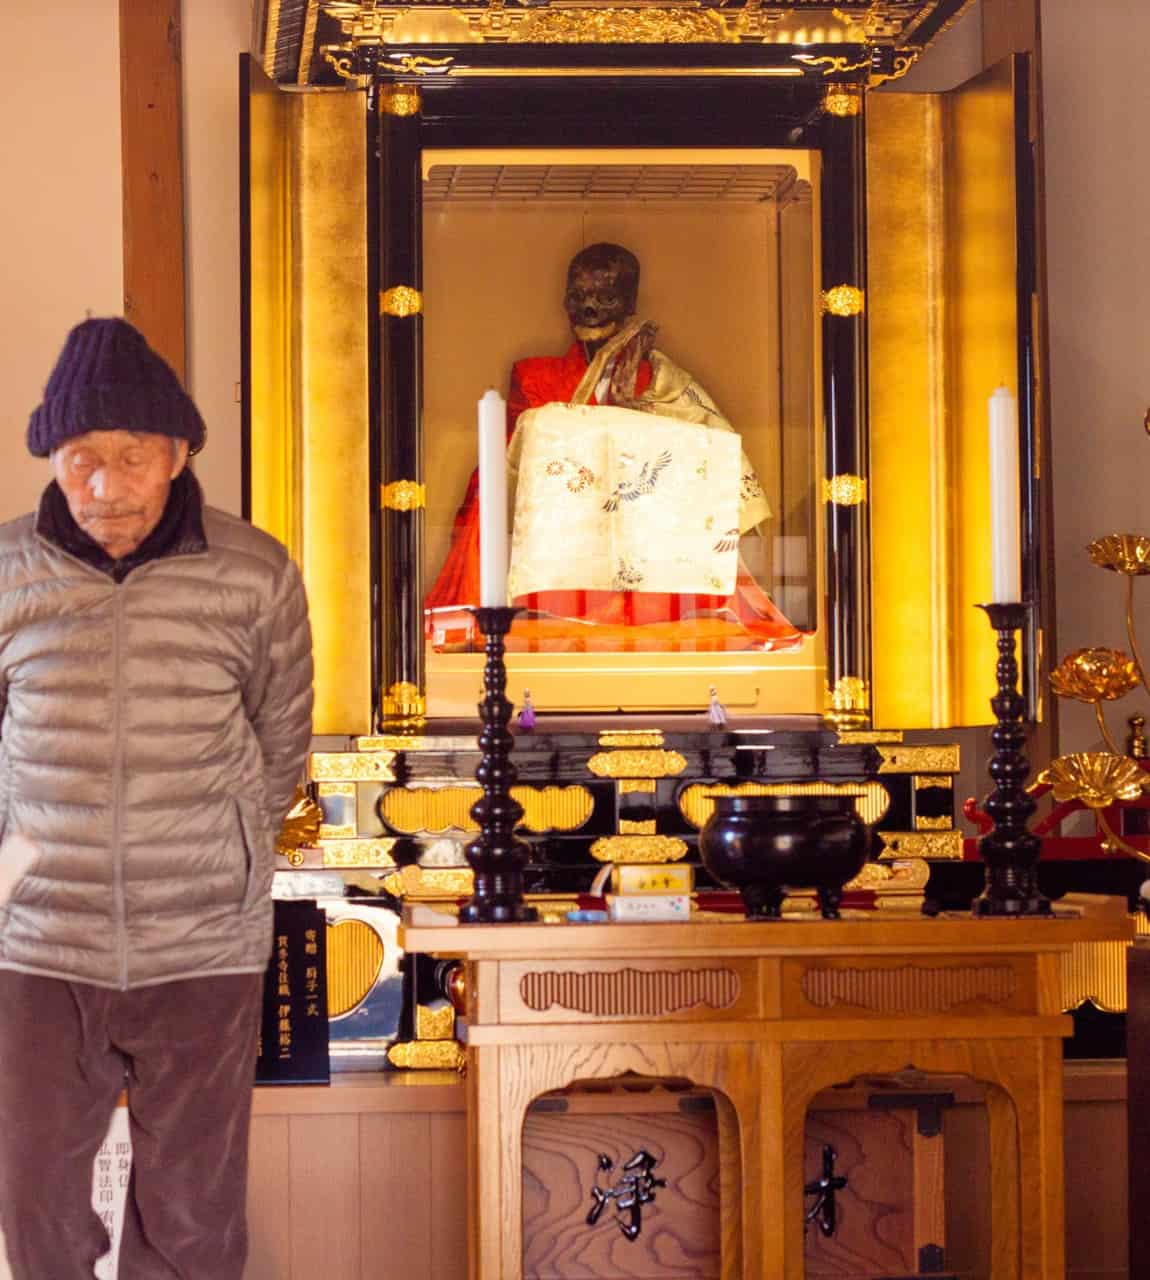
[425,343,803,648]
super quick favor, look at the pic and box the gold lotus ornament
[1050,647,1140,754]
[1085,535,1150,703]
[1087,533,1150,576]
[1050,648,1138,703]
[276,785,324,867]
[1037,753,1150,862]
[1037,752,1149,809]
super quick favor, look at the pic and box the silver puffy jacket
[0,504,313,989]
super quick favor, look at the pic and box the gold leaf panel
[677,781,890,830]
[326,918,385,1018]
[380,784,594,834]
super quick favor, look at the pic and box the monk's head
[563,243,639,343]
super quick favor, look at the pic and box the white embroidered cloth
[506,403,744,598]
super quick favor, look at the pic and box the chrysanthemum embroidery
[602,450,673,513]
[740,472,764,501]
[544,457,596,492]
[613,559,645,590]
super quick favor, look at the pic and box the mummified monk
[424,242,802,651]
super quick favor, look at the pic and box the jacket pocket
[233,798,270,913]
[0,833,43,913]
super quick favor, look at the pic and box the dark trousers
[0,970,263,1279]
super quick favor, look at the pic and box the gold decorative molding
[309,751,397,782]
[824,675,870,731]
[415,1002,457,1040]
[879,830,964,860]
[383,866,473,899]
[380,285,423,317]
[386,54,455,76]
[381,479,426,511]
[619,778,657,795]
[843,858,930,893]
[379,83,421,116]
[276,784,323,865]
[914,815,952,831]
[507,6,733,43]
[317,781,358,839]
[823,85,862,117]
[821,284,865,316]
[357,735,433,752]
[326,918,385,1018]
[678,780,890,830]
[821,474,867,506]
[868,50,919,86]
[587,749,688,779]
[914,775,952,791]
[387,1039,466,1071]
[794,52,872,76]
[801,964,1017,1013]
[619,819,657,835]
[382,681,427,726]
[520,967,739,1016]
[877,744,961,774]
[837,729,904,745]
[590,835,689,863]
[320,46,361,81]
[319,838,398,868]
[598,729,665,748]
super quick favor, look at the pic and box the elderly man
[0,317,314,1278]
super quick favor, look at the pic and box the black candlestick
[972,602,1051,917]
[459,606,538,924]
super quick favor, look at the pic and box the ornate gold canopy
[254,0,972,85]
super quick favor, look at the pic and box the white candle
[988,386,1022,603]
[477,388,508,607]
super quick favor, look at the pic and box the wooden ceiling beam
[119,0,187,382]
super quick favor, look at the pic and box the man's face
[564,263,634,341]
[51,430,189,560]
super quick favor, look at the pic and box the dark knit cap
[27,317,206,458]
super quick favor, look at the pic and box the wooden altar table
[400,910,1132,1280]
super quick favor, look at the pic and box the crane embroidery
[602,449,673,513]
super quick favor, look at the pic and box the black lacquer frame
[365,43,873,730]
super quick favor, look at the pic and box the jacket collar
[36,470,208,583]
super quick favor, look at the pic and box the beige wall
[0,0,249,528]
[0,2,123,526]
[1043,0,1150,756]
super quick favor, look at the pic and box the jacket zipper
[111,585,128,989]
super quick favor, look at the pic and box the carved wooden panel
[518,967,740,1019]
[799,964,1017,1014]
[522,1098,721,1278]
